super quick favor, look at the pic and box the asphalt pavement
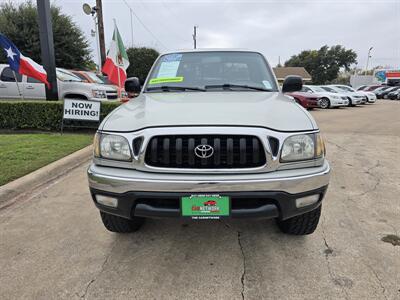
[0,100,399,300]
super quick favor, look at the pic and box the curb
[0,145,93,205]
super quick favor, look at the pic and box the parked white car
[0,64,118,101]
[319,85,361,106]
[302,85,349,108]
[330,84,376,104]
[321,85,363,106]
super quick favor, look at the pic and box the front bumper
[351,97,362,105]
[330,99,349,107]
[88,161,330,220]
[305,100,320,108]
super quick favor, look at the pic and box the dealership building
[351,69,400,87]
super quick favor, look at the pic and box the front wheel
[347,97,353,107]
[100,212,145,233]
[319,98,330,109]
[276,206,321,235]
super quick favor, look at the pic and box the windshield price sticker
[262,80,272,89]
[157,53,183,78]
[149,77,184,85]
[63,99,101,121]
[181,194,230,219]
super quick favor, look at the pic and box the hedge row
[0,100,120,131]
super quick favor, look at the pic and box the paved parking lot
[0,101,399,300]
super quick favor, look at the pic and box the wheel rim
[320,99,328,108]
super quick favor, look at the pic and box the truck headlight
[281,133,325,162]
[94,133,132,161]
[92,89,107,98]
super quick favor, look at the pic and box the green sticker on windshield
[149,77,184,84]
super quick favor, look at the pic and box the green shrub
[0,100,120,131]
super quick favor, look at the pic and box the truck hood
[58,81,116,92]
[101,92,317,132]
[92,84,116,92]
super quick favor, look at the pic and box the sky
[8,0,400,69]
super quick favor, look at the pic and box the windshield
[85,72,105,84]
[336,85,355,92]
[320,86,338,93]
[145,51,278,92]
[57,69,82,82]
[308,86,325,93]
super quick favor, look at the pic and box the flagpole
[12,70,24,100]
[114,19,122,98]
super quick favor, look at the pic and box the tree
[284,45,357,84]
[0,1,92,69]
[126,47,159,83]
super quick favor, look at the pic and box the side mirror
[125,77,141,93]
[282,76,303,93]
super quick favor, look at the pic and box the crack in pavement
[356,161,381,197]
[237,231,246,300]
[326,140,349,152]
[78,245,115,299]
[220,220,246,300]
[364,263,388,300]
[321,218,350,300]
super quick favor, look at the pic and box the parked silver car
[88,49,330,235]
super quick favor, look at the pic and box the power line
[121,0,169,50]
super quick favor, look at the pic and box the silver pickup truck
[88,49,330,235]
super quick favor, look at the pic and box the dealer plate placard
[181,195,230,219]
[63,99,101,121]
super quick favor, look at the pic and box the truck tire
[100,212,145,233]
[276,205,321,235]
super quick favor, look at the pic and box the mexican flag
[102,23,129,87]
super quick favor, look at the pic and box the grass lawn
[0,133,93,186]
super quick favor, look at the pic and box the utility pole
[96,0,106,66]
[365,46,373,74]
[129,8,134,47]
[193,26,197,49]
[37,0,58,100]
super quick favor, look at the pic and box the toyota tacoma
[88,49,330,235]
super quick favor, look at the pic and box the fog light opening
[96,195,118,208]
[296,194,320,208]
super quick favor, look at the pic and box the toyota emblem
[194,144,214,159]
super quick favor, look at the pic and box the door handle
[0,84,6,88]
[26,86,34,89]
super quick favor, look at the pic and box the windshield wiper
[204,84,272,92]
[146,86,205,92]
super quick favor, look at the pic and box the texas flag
[0,34,50,88]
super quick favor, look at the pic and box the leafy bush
[0,101,120,131]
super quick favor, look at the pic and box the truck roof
[160,48,257,55]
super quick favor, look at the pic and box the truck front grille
[106,93,118,100]
[144,135,266,169]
